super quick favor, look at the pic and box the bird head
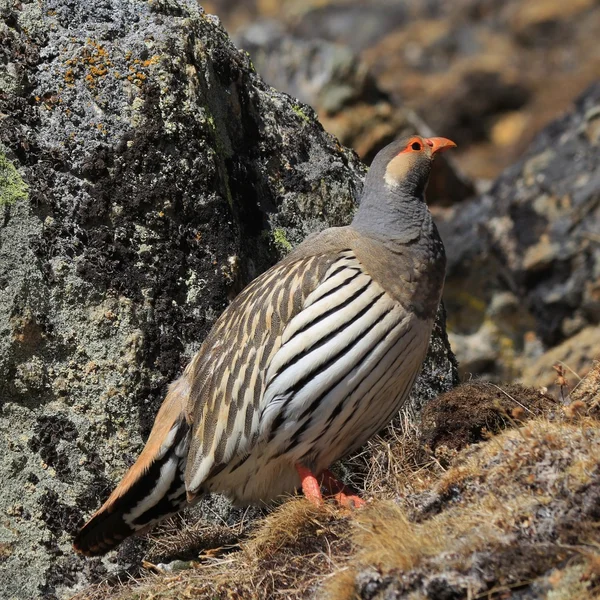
[353,134,457,239]
[371,135,457,199]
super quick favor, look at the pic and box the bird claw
[333,491,367,509]
[296,464,325,506]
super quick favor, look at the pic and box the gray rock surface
[236,19,387,117]
[438,82,600,386]
[0,1,457,598]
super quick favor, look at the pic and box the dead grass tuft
[345,412,435,502]
[73,499,351,600]
[347,501,480,573]
[146,513,248,563]
[244,497,339,557]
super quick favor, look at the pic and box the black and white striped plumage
[74,135,454,556]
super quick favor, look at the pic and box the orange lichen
[62,40,114,90]
[142,54,161,67]
[61,45,161,96]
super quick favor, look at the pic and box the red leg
[295,464,324,506]
[321,469,366,509]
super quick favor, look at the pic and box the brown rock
[439,83,600,381]
[521,325,600,394]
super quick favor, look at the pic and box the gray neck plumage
[350,177,446,321]
[351,184,432,246]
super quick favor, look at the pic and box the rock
[291,3,409,53]
[0,1,457,598]
[520,325,600,394]
[236,19,388,116]
[439,82,600,384]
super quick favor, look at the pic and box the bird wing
[184,224,424,497]
[183,248,341,493]
[259,250,398,440]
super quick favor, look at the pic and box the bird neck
[350,187,446,320]
[351,186,431,246]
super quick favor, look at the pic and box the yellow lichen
[0,153,28,206]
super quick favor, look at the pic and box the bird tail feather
[73,378,192,556]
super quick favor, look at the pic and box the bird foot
[296,464,324,506]
[322,469,366,509]
[295,465,366,509]
[333,491,367,509]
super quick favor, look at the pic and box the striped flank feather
[184,247,432,503]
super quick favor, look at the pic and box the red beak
[425,137,457,155]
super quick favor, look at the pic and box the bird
[73,135,455,556]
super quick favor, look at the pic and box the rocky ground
[438,82,600,387]
[1,1,599,599]
[73,363,600,600]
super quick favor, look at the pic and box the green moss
[0,153,28,206]
[273,228,292,253]
[243,51,256,73]
[292,104,311,124]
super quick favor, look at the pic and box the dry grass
[345,413,437,501]
[322,416,600,599]
[72,376,600,600]
[74,501,351,600]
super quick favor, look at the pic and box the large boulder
[0,1,457,598]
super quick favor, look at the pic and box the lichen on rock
[0,151,28,206]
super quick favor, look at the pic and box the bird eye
[411,141,422,151]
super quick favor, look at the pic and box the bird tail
[73,378,192,556]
